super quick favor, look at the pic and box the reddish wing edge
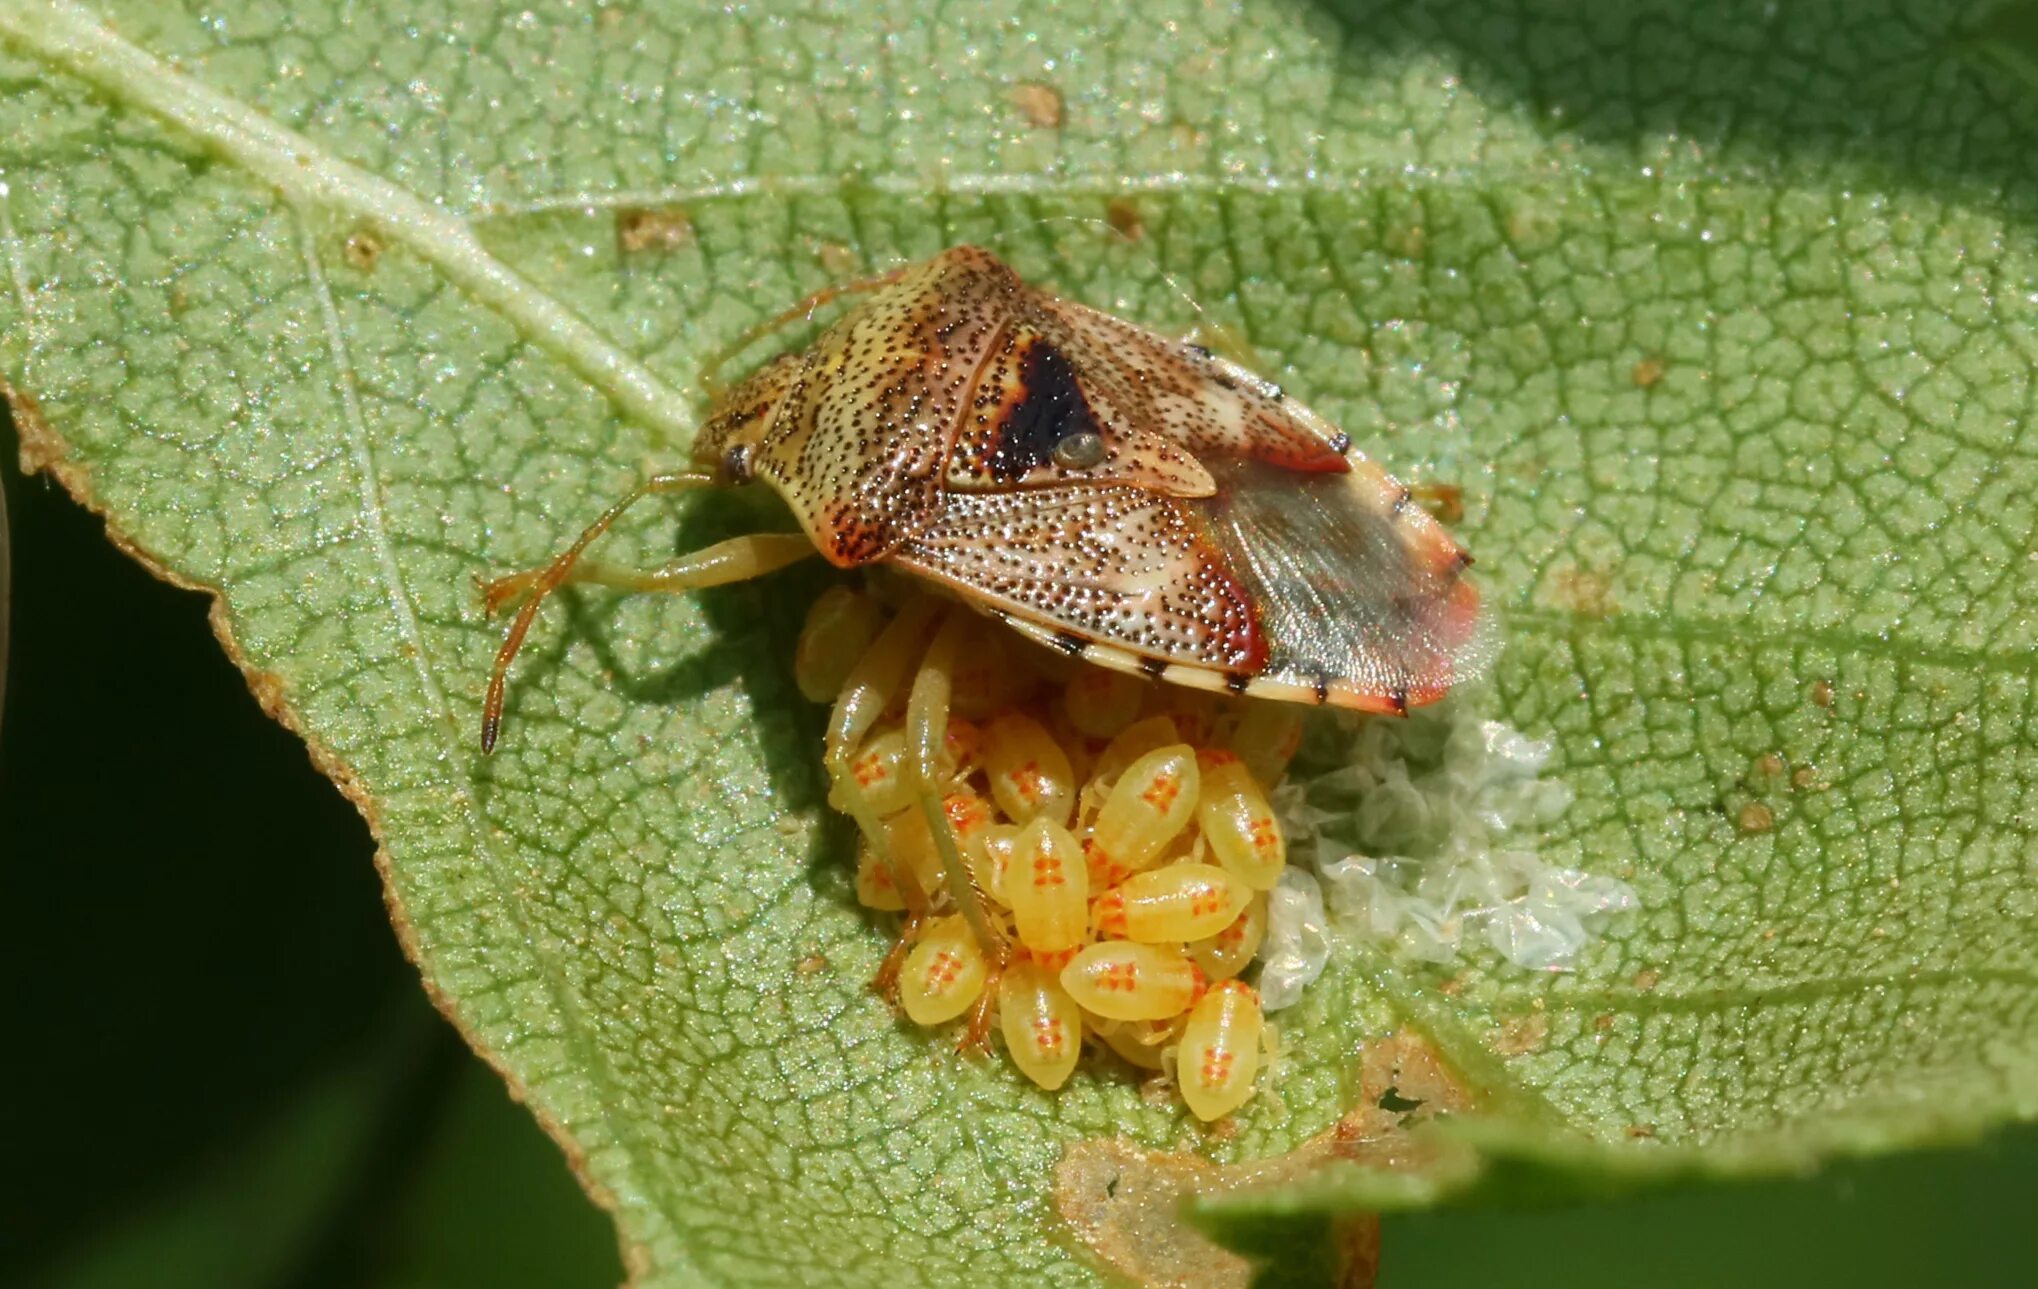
[894,457,1490,714]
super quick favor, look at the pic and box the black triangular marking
[988,339,1100,481]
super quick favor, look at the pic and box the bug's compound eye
[721,442,755,482]
[1051,429,1106,470]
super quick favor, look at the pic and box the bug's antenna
[480,470,714,753]
[983,212,1261,364]
[696,260,915,398]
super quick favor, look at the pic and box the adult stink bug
[480,245,1489,752]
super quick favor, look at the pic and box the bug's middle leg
[903,612,1010,1043]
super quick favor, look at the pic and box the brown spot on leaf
[1753,753,1785,777]
[1058,1034,1472,1288]
[816,240,860,276]
[1410,481,1465,524]
[1633,968,1661,992]
[1738,802,1775,834]
[1489,1012,1548,1056]
[616,206,694,254]
[1107,198,1146,242]
[341,230,383,271]
[1791,765,1823,791]
[7,383,63,474]
[795,953,828,975]
[1012,81,1065,129]
[1550,563,1618,618]
[1631,356,1666,388]
[1057,1142,1261,1288]
[1810,679,1835,708]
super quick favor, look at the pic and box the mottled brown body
[693,246,1489,715]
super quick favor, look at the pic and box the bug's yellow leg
[480,471,807,752]
[958,960,1003,1058]
[906,612,1011,977]
[824,598,940,770]
[869,912,925,1003]
[486,533,815,606]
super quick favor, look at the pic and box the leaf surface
[3,0,2037,1283]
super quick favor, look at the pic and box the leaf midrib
[1509,609,2034,678]
[0,0,694,442]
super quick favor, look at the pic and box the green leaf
[3,0,2036,1284]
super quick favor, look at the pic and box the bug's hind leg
[479,468,812,752]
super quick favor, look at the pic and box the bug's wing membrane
[891,486,1267,672]
[1193,458,1493,710]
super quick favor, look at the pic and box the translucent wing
[1190,458,1492,711]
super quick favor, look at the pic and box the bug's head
[694,351,801,485]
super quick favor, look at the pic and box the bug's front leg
[482,532,814,611]
[479,466,812,752]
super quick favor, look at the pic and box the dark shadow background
[0,403,621,1289]
[1308,0,2038,206]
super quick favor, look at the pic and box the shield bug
[479,245,1490,753]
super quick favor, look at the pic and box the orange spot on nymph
[1199,1050,1235,1086]
[945,794,988,831]
[1141,774,1181,812]
[925,951,963,991]
[1093,892,1127,937]
[1031,946,1079,973]
[1010,760,1046,803]
[1032,1017,1066,1054]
